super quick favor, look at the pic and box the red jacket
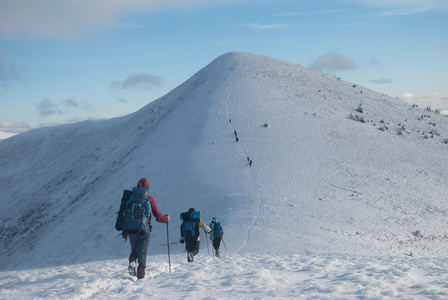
[137,178,169,224]
[148,195,169,224]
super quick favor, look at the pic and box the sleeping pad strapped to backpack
[115,190,132,231]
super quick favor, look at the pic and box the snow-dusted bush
[413,230,423,238]
[429,129,439,136]
[348,113,366,123]
[397,125,406,135]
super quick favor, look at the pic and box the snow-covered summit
[0,52,447,273]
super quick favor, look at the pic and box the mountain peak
[0,52,447,271]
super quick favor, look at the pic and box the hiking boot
[128,260,137,276]
[137,265,146,279]
[187,252,194,262]
[215,250,220,258]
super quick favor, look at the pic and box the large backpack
[213,222,222,238]
[122,191,151,236]
[180,211,201,238]
[210,217,222,240]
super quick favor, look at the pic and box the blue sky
[0,0,447,133]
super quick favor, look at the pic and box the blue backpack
[180,211,201,238]
[122,187,151,235]
[210,217,222,239]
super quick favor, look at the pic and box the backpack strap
[132,190,149,198]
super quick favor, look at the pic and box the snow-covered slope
[0,52,447,279]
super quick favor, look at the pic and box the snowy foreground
[1,52,447,299]
[1,252,448,299]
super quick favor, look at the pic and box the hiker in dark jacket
[209,217,224,258]
[180,208,211,262]
[127,178,169,279]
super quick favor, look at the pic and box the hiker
[209,217,224,258]
[123,178,169,279]
[180,208,211,262]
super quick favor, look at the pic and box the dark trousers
[212,237,221,251]
[129,232,151,266]
[185,237,200,256]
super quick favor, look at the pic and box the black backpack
[115,190,132,231]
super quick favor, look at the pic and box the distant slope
[0,131,16,141]
[0,52,447,271]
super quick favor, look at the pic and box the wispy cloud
[275,9,347,17]
[0,121,30,129]
[309,52,357,72]
[111,73,164,90]
[36,98,92,116]
[346,0,448,15]
[401,92,448,114]
[247,23,290,30]
[0,121,31,133]
[0,0,210,39]
[370,78,393,84]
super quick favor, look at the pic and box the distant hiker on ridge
[180,208,211,262]
[120,178,169,279]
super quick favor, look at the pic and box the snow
[0,52,447,299]
[0,131,16,141]
[1,254,448,299]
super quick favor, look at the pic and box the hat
[137,178,149,189]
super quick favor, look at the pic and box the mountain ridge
[0,52,447,271]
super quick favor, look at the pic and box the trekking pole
[204,229,210,255]
[157,241,181,247]
[222,237,228,251]
[166,222,171,272]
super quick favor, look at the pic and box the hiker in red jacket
[126,178,169,279]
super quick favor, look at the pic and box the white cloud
[0,121,30,129]
[275,9,347,17]
[309,52,357,72]
[1,0,446,40]
[248,23,290,30]
[344,0,448,15]
[401,92,448,114]
[0,0,208,39]
[0,121,30,134]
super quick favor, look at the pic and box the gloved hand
[165,215,170,222]
[180,240,184,244]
